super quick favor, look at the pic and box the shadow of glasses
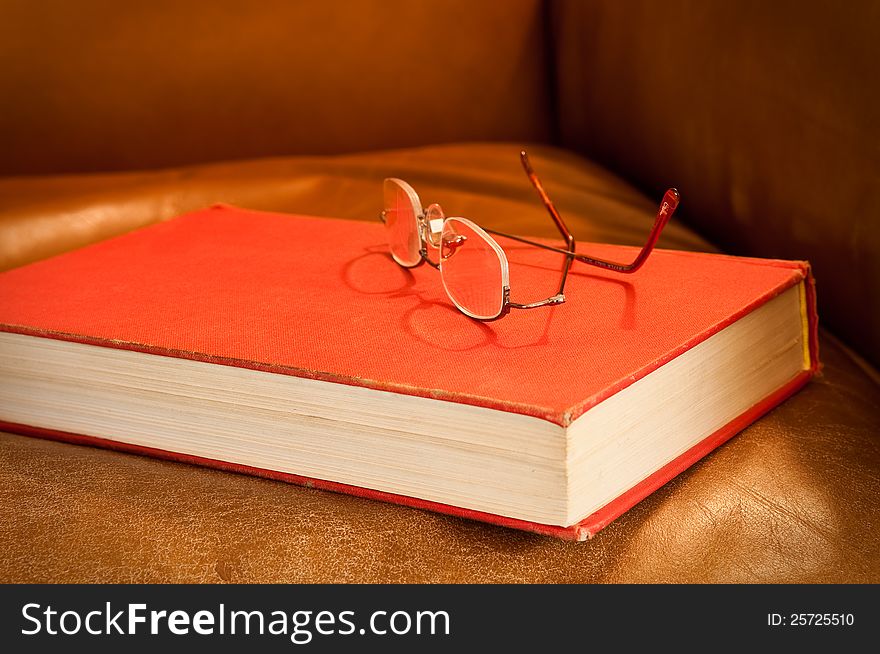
[340,243,638,351]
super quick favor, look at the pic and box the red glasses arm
[574,188,679,273]
[520,150,576,253]
[518,150,679,272]
[485,189,679,273]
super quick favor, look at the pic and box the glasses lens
[439,218,507,319]
[383,179,422,267]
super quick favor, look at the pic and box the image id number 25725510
[768,614,855,627]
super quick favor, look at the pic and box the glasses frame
[381,150,680,320]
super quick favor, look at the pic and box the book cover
[0,205,819,539]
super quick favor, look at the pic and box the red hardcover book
[0,205,819,540]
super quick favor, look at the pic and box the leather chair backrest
[552,0,880,367]
[0,0,551,174]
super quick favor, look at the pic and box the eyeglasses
[380,150,680,320]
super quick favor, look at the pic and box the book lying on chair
[0,205,819,540]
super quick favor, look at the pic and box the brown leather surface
[552,0,880,369]
[1,144,878,582]
[0,0,550,175]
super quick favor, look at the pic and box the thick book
[0,205,819,540]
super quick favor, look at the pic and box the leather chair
[1,0,877,582]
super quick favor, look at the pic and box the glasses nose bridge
[423,202,446,248]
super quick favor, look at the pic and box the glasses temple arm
[520,150,578,294]
[484,187,680,275]
[520,149,680,272]
[520,150,575,252]
[596,188,679,273]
